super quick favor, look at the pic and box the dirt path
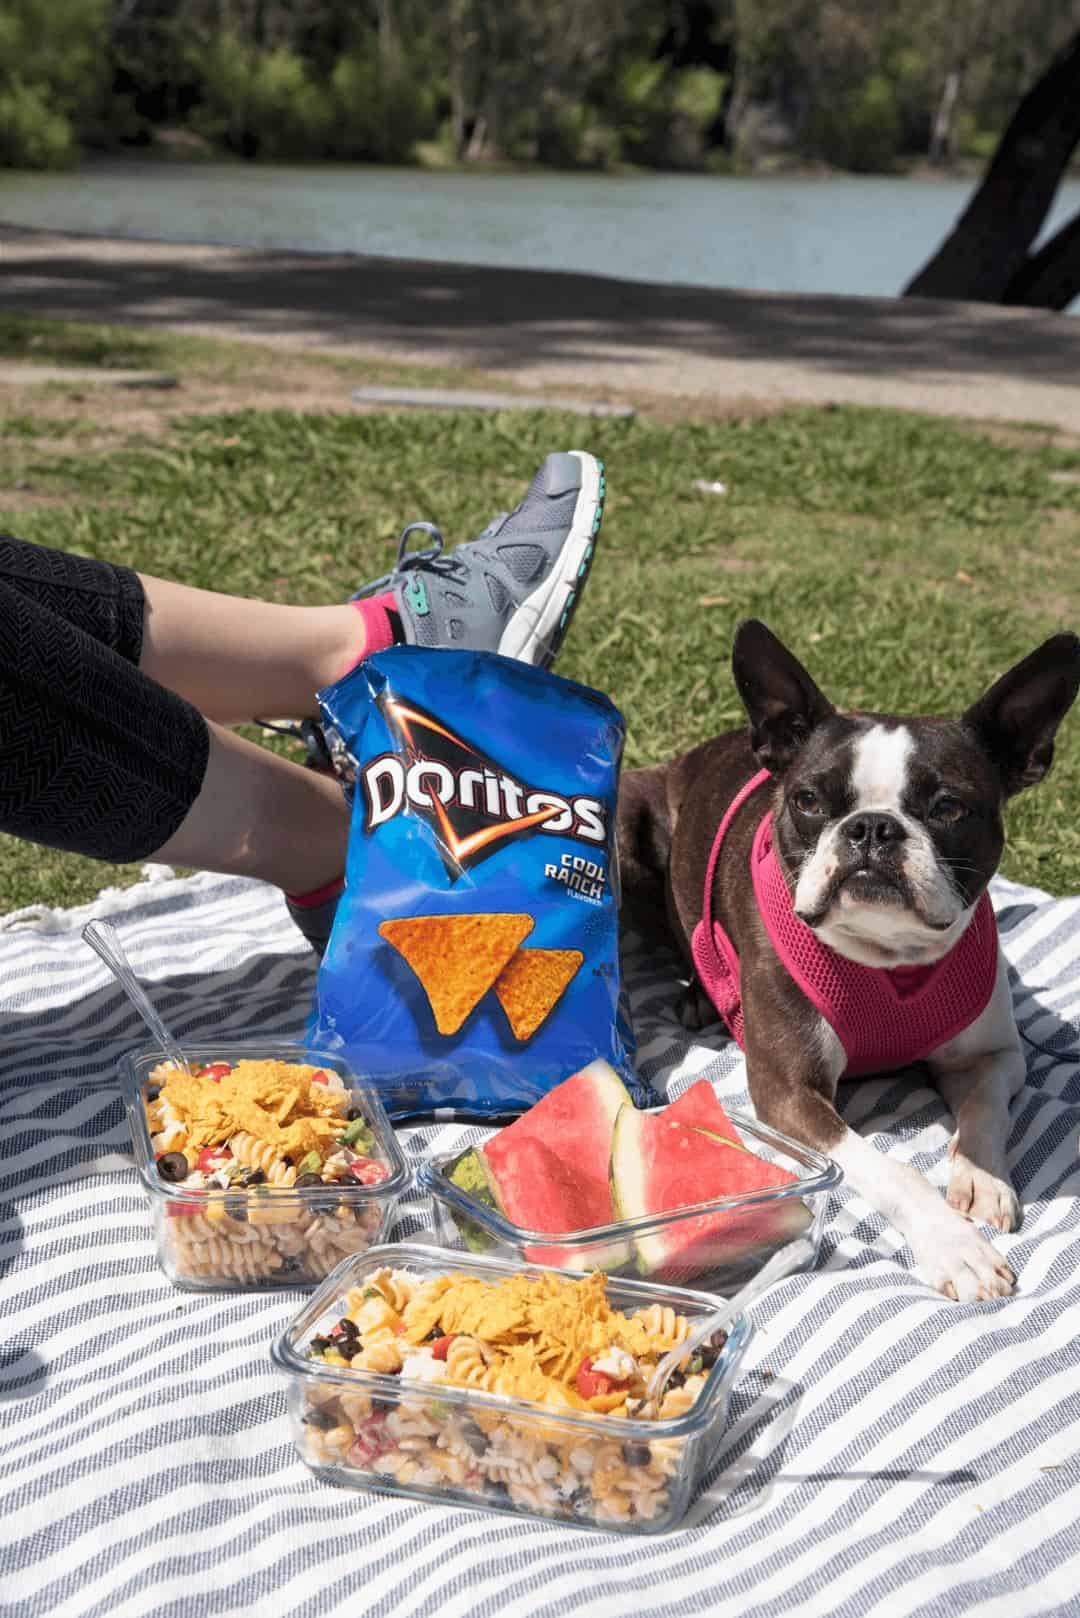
[4,224,1080,431]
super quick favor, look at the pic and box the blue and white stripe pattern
[2,866,1079,1617]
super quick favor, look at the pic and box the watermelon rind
[609,1105,812,1282]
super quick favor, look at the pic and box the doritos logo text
[361,694,606,873]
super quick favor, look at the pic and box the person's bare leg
[136,575,372,725]
[150,722,348,895]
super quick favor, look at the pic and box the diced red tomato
[431,1335,456,1361]
[197,1063,231,1083]
[165,1199,202,1218]
[195,1146,231,1174]
[311,1070,329,1085]
[347,1157,389,1185]
[575,1357,628,1400]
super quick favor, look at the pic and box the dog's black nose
[844,812,906,851]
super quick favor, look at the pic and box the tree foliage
[3,0,1080,182]
[0,0,112,167]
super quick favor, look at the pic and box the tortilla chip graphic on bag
[379,913,535,1036]
[494,948,585,1042]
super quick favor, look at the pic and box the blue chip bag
[308,646,638,1119]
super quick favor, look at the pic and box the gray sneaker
[358,450,605,669]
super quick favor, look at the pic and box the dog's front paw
[946,1151,1021,1232]
[679,980,717,1031]
[913,1213,1015,1302]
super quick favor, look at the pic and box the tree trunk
[448,0,468,160]
[904,29,1080,303]
[376,0,399,73]
[927,71,960,168]
[1002,209,1080,310]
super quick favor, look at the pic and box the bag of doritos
[307,646,638,1120]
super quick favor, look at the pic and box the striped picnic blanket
[1,864,1078,1618]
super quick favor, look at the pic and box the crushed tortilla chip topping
[385,1270,691,1413]
[155,1059,348,1158]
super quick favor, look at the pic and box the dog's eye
[931,795,970,825]
[791,789,822,815]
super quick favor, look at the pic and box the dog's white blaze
[850,723,913,811]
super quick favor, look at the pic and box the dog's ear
[732,620,835,775]
[963,632,1080,797]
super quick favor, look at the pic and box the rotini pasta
[229,1132,298,1186]
[364,1266,416,1314]
[443,1335,490,1388]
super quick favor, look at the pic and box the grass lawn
[2,315,1080,912]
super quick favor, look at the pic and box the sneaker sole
[497,450,605,668]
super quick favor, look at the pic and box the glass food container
[122,1043,408,1290]
[273,1242,755,1534]
[419,1109,840,1292]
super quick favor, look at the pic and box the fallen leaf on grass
[955,569,975,584]
[698,594,730,607]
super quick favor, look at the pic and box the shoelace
[353,499,520,596]
[351,520,447,598]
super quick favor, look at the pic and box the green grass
[0,312,569,398]
[2,318,1080,910]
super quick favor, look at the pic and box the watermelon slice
[479,1059,633,1268]
[482,1057,629,1214]
[609,1105,810,1281]
[486,1135,629,1267]
[662,1080,744,1149]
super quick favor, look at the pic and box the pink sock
[342,592,398,676]
[285,873,346,908]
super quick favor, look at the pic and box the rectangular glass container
[419,1109,840,1292]
[122,1042,408,1290]
[273,1242,754,1533]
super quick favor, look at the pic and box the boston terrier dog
[618,620,1080,1301]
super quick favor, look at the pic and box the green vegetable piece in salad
[339,1117,374,1148]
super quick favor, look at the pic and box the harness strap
[697,768,772,943]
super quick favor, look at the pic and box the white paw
[946,1152,1021,1231]
[913,1211,1016,1302]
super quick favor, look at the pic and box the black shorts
[0,534,210,863]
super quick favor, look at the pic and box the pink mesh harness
[690,770,999,1076]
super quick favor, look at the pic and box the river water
[2,158,1079,306]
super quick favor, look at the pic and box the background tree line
[2,0,1079,176]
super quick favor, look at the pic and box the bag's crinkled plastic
[308,647,639,1120]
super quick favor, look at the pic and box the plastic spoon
[82,918,190,1074]
[643,1234,815,1416]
